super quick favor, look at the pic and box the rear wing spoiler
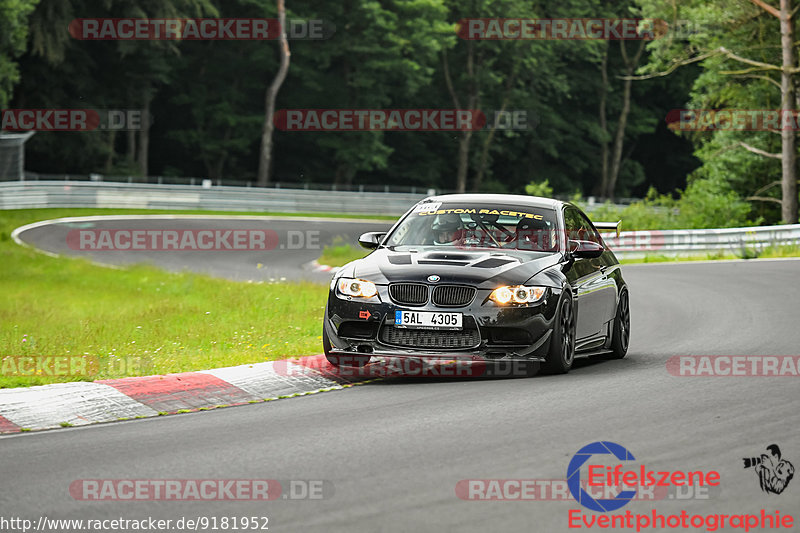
[593,220,622,238]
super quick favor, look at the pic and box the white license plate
[395,310,462,330]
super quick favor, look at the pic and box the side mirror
[358,232,386,250]
[569,239,604,259]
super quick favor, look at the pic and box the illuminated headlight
[490,286,546,305]
[337,278,378,298]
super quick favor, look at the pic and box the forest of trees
[2,0,799,224]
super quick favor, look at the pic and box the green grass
[316,236,370,267]
[757,243,800,258]
[620,244,800,264]
[0,208,334,388]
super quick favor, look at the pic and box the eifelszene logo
[566,441,721,512]
[567,441,638,512]
[565,441,796,531]
[743,444,794,495]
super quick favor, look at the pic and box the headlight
[490,285,546,305]
[337,278,378,298]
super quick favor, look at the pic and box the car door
[563,207,614,340]
[577,210,618,329]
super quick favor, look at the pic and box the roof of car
[422,193,563,210]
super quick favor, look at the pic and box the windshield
[385,202,559,252]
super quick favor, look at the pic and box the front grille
[379,326,481,349]
[432,285,476,307]
[389,283,428,306]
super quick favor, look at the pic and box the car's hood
[349,246,563,288]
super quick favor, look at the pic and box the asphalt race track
[3,216,800,533]
[14,216,395,282]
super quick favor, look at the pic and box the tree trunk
[137,91,151,178]
[607,79,631,200]
[596,44,610,198]
[455,131,472,192]
[780,0,798,223]
[443,42,477,193]
[127,130,136,168]
[104,129,117,173]
[472,109,500,192]
[473,69,517,192]
[257,0,291,187]
[209,127,231,181]
[334,163,356,186]
[607,40,645,200]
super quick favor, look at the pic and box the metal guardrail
[601,225,800,258]
[0,180,428,216]
[15,172,647,206]
[2,181,798,257]
[0,180,632,216]
[19,172,444,195]
[14,175,648,208]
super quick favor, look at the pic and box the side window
[563,208,584,242]
[564,208,601,244]
[578,212,603,244]
[387,221,409,245]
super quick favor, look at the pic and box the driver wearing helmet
[431,213,464,245]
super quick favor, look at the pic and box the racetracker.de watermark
[667,109,800,131]
[69,18,334,40]
[66,229,321,251]
[1,356,150,377]
[1,109,144,131]
[666,356,800,377]
[276,356,542,379]
[455,479,720,501]
[273,109,533,131]
[69,479,331,501]
[456,18,668,40]
[275,109,484,132]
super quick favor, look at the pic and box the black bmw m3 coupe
[323,193,630,375]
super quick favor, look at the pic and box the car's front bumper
[324,286,562,363]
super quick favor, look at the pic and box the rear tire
[609,289,630,359]
[541,294,576,374]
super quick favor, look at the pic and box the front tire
[609,288,630,359]
[541,293,576,374]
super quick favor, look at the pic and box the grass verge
[316,236,371,267]
[620,244,800,264]
[0,208,335,388]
